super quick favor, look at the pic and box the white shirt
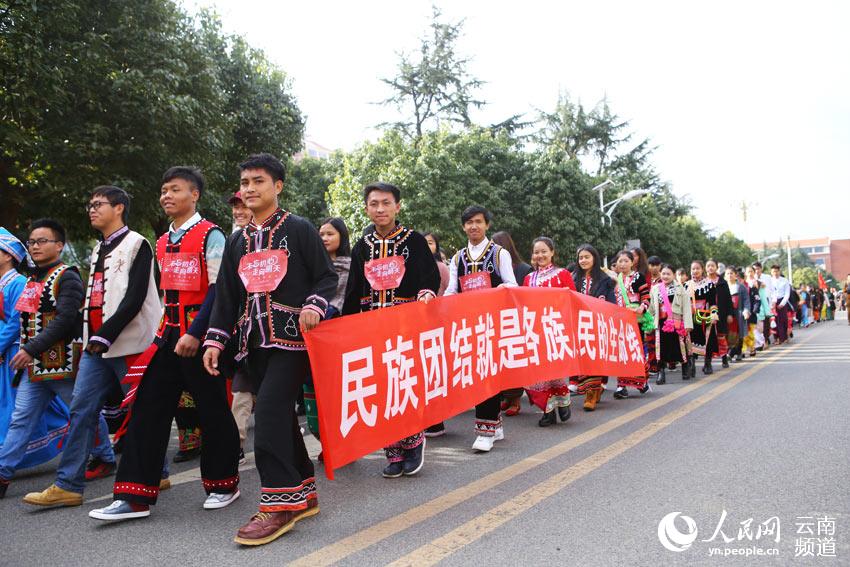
[444,237,517,295]
[770,276,791,307]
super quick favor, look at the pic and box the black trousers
[175,391,201,451]
[247,348,316,512]
[114,333,239,505]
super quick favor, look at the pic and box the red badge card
[459,271,491,292]
[364,256,406,291]
[90,272,104,308]
[14,281,44,313]
[161,253,202,291]
[238,250,288,293]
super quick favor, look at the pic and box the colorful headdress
[0,227,26,263]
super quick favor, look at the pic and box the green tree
[0,1,303,241]
[285,156,335,226]
[792,267,820,288]
[705,230,755,269]
[379,7,484,139]
[327,128,524,252]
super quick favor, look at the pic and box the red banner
[304,287,645,478]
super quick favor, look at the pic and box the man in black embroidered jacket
[203,153,337,547]
[343,182,440,479]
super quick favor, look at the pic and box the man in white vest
[24,186,162,506]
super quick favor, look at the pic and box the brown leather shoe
[22,484,83,507]
[583,388,599,412]
[234,499,319,546]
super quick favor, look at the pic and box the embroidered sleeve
[302,294,328,319]
[417,289,436,301]
[88,336,112,347]
[203,327,231,351]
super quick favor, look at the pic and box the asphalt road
[2,318,848,566]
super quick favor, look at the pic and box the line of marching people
[0,153,814,548]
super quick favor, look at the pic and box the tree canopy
[1,0,303,240]
[2,2,760,273]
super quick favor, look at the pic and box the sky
[183,0,850,244]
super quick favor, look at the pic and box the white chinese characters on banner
[335,301,642,438]
[450,319,474,389]
[497,307,540,369]
[541,307,573,361]
[420,328,448,403]
[577,310,596,360]
[474,313,498,379]
[340,347,377,438]
[382,336,419,419]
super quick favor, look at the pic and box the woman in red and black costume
[569,244,616,411]
[705,258,733,367]
[687,260,720,376]
[612,250,651,398]
[92,167,241,523]
[202,154,338,547]
[522,237,575,427]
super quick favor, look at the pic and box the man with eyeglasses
[23,187,163,507]
[0,219,84,500]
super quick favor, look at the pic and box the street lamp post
[758,252,779,264]
[591,179,651,266]
[786,235,793,285]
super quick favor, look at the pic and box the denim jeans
[0,375,74,481]
[55,351,128,493]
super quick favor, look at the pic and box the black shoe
[424,422,445,438]
[538,411,557,427]
[639,382,650,394]
[613,387,629,399]
[382,461,404,478]
[402,440,425,476]
[0,480,8,499]
[172,447,201,463]
[721,355,729,368]
[238,449,246,465]
[557,405,571,422]
[690,356,697,378]
[735,353,743,362]
[656,368,667,385]
[703,359,714,375]
[112,437,123,454]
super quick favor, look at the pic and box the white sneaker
[494,427,504,441]
[89,500,150,521]
[472,435,495,452]
[203,489,240,510]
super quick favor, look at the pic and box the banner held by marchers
[304,287,645,478]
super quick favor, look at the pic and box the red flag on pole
[818,271,827,290]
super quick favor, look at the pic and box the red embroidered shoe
[234,499,319,546]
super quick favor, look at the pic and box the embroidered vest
[155,219,216,338]
[21,264,83,381]
[84,231,162,357]
[454,241,504,291]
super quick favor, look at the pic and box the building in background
[293,139,333,162]
[748,237,850,279]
